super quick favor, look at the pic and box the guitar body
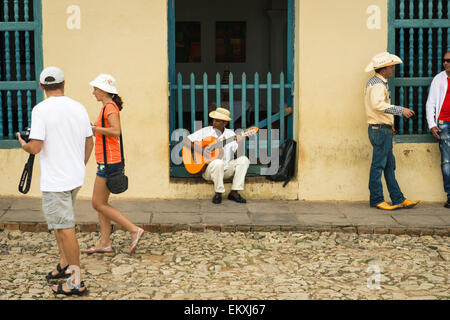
[182,136,221,174]
[182,126,259,175]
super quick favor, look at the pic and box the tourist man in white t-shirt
[17,66,94,296]
[183,108,250,204]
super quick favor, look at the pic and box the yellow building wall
[0,0,444,202]
[0,0,171,200]
[297,0,443,201]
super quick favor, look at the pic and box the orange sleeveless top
[94,102,122,164]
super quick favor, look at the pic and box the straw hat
[89,74,118,94]
[209,108,232,121]
[365,52,403,72]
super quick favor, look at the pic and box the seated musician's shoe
[445,199,450,209]
[228,192,247,204]
[373,202,399,211]
[212,194,222,204]
[399,199,420,209]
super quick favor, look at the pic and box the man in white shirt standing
[17,66,94,296]
[426,51,450,208]
[183,108,250,204]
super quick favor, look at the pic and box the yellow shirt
[364,73,395,125]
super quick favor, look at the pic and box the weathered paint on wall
[0,0,170,199]
[296,0,444,201]
[0,0,445,202]
[46,0,171,199]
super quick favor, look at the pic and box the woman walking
[83,74,143,255]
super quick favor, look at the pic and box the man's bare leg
[51,228,85,293]
[49,230,69,277]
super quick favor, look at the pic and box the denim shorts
[96,162,124,178]
[42,187,80,230]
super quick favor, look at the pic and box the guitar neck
[209,134,240,151]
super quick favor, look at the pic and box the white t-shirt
[187,126,238,170]
[29,96,93,192]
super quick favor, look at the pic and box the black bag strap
[18,154,35,194]
[101,104,125,168]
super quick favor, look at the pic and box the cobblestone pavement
[0,229,449,300]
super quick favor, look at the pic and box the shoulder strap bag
[102,105,128,194]
[266,139,297,188]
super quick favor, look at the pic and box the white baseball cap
[40,66,65,84]
[89,74,118,94]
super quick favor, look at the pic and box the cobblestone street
[0,229,448,300]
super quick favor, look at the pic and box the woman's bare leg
[91,176,140,248]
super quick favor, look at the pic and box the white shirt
[187,126,239,170]
[426,71,450,129]
[29,96,93,192]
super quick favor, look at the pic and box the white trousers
[202,156,250,193]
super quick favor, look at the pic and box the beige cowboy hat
[209,107,232,121]
[365,52,403,72]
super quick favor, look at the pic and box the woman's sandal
[82,246,114,255]
[52,280,87,297]
[129,228,144,254]
[45,263,70,281]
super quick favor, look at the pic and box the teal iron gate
[168,0,295,177]
[168,71,294,177]
[388,0,450,142]
[0,0,43,148]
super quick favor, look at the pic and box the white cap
[40,66,65,84]
[89,74,118,94]
[365,52,403,72]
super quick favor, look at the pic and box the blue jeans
[368,125,405,206]
[438,121,450,199]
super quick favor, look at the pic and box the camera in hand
[15,127,31,143]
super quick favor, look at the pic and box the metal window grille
[0,0,43,145]
[168,71,294,177]
[168,0,295,177]
[388,0,450,140]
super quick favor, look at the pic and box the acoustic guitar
[182,127,259,174]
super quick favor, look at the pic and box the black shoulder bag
[101,106,128,194]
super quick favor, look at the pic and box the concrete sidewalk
[0,197,449,236]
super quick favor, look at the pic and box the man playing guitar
[182,108,250,204]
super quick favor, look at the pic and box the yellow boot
[375,202,400,211]
[399,199,420,209]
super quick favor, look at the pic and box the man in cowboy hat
[364,52,420,211]
[182,108,250,204]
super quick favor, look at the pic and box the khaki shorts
[42,187,80,230]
